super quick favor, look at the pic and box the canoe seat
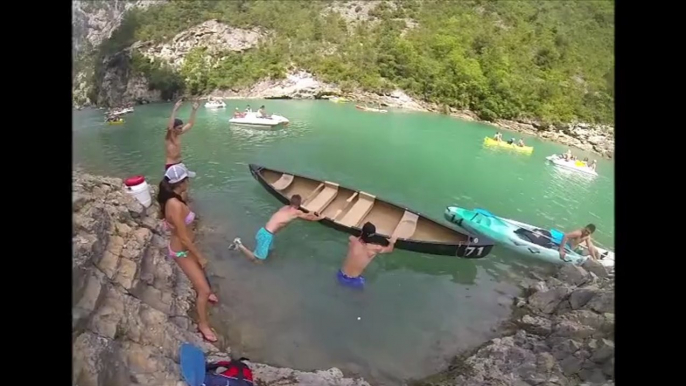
[338,192,375,228]
[392,211,418,240]
[272,173,294,191]
[302,181,339,213]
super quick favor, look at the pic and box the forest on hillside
[84,0,615,125]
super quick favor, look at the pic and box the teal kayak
[443,206,615,267]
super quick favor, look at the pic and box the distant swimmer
[559,224,598,262]
[338,222,397,289]
[229,194,325,263]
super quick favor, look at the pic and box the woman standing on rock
[157,164,218,342]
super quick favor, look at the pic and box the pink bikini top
[165,210,195,230]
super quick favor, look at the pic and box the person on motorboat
[493,132,503,141]
[517,138,525,147]
[229,194,325,263]
[590,159,597,171]
[245,105,252,112]
[559,224,598,262]
[257,105,272,119]
[338,222,397,289]
[233,107,245,118]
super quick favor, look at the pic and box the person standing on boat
[559,224,599,262]
[229,194,325,263]
[165,99,199,198]
[338,222,397,289]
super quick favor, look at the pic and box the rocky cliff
[72,171,370,386]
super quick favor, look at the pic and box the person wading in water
[229,194,325,263]
[165,99,199,200]
[157,164,218,342]
[338,222,397,289]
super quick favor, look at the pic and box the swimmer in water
[229,194,325,262]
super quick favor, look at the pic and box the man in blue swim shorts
[559,223,598,262]
[229,194,324,263]
[338,222,397,289]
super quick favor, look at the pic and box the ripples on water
[73,103,613,384]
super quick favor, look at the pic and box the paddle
[179,343,206,386]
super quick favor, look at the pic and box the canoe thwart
[303,181,339,213]
[303,183,325,205]
[271,173,294,191]
[338,191,376,228]
[333,191,359,220]
[392,210,419,240]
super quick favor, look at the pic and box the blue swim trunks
[253,227,274,260]
[337,269,365,289]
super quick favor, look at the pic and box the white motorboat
[356,105,388,113]
[545,155,598,176]
[110,107,134,116]
[229,112,289,127]
[205,100,226,109]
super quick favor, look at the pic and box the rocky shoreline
[414,261,615,386]
[72,171,614,386]
[72,171,370,386]
[202,72,613,159]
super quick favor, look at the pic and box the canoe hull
[249,164,494,258]
[444,206,614,267]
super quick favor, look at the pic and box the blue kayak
[443,206,614,266]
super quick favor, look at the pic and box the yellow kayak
[107,120,124,125]
[483,137,533,154]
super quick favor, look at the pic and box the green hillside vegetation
[84,0,614,125]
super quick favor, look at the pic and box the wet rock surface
[415,262,614,386]
[72,172,369,386]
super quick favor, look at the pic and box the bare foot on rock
[199,324,218,342]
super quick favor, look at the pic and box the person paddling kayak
[559,224,598,262]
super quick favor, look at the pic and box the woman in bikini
[157,164,218,342]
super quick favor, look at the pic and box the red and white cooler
[123,175,152,208]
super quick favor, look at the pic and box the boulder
[529,287,572,314]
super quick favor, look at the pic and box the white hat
[165,163,195,183]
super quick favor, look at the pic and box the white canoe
[546,155,598,176]
[205,101,226,108]
[229,112,289,127]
